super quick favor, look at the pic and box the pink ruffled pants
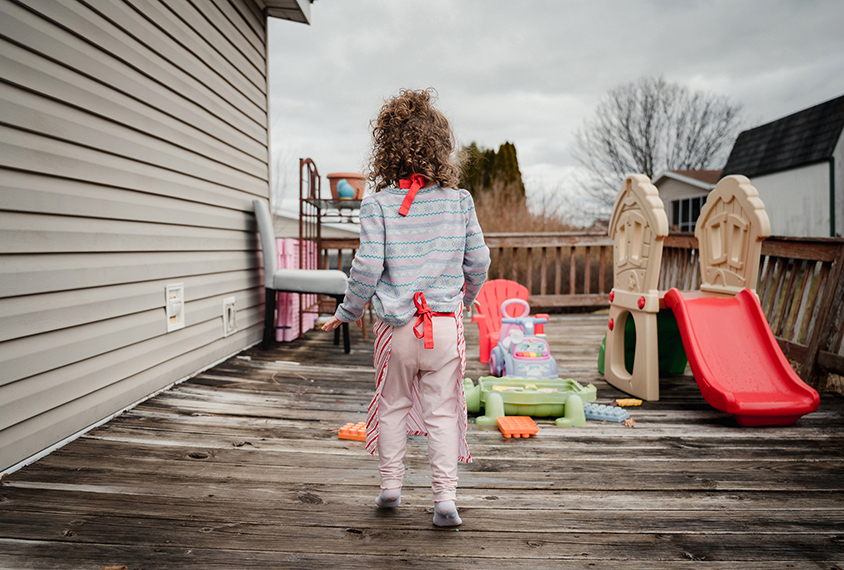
[376,316,463,502]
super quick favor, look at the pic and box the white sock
[376,487,401,508]
[433,500,462,527]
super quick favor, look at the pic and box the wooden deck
[2,314,843,569]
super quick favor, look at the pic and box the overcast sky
[267,0,844,214]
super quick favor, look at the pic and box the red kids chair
[470,279,549,363]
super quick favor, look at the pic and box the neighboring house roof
[671,170,722,185]
[652,169,721,191]
[721,94,844,178]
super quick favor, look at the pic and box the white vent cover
[223,296,237,337]
[165,283,185,332]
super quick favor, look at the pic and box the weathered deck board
[0,545,839,570]
[2,313,843,568]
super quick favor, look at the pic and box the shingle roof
[721,94,844,178]
[652,169,720,191]
[671,170,722,185]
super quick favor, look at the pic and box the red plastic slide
[664,288,820,426]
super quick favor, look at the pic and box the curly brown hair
[368,88,460,192]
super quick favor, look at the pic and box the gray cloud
[269,0,844,203]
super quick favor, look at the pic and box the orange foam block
[497,416,539,438]
[339,421,366,442]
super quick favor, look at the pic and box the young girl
[322,88,490,527]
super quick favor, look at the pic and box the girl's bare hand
[322,316,364,331]
[321,316,342,331]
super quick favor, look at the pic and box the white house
[720,94,844,238]
[652,170,721,233]
[0,0,313,475]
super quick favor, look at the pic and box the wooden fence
[316,231,844,384]
[484,232,614,309]
[661,233,844,385]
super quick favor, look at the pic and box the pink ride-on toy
[488,299,558,379]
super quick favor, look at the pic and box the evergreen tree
[459,141,525,199]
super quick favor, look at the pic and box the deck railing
[484,232,613,308]
[661,233,844,384]
[311,228,844,385]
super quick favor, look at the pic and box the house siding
[656,178,710,205]
[750,161,831,237]
[0,0,269,472]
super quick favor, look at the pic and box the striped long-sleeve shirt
[335,184,491,327]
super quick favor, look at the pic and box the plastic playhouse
[597,309,688,378]
[601,174,820,426]
[464,376,596,427]
[488,299,557,379]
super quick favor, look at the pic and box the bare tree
[572,76,744,213]
[270,144,298,213]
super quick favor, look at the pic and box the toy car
[488,299,558,379]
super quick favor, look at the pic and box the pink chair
[470,279,549,363]
[275,239,318,342]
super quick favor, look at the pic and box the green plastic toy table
[463,376,597,427]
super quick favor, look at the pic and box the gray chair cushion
[254,199,349,296]
[272,268,348,296]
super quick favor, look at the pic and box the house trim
[651,170,716,191]
[264,0,311,24]
[725,157,832,181]
[831,157,836,237]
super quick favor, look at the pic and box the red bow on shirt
[398,174,426,217]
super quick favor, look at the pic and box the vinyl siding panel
[235,0,267,41]
[0,126,259,208]
[656,178,710,204]
[0,294,263,411]
[207,0,266,55]
[13,0,266,140]
[0,82,264,190]
[0,3,266,160]
[0,212,259,253]
[1,251,259,309]
[0,0,271,473]
[155,0,266,91]
[0,271,260,342]
[0,320,262,470]
[85,0,267,105]
[0,39,265,176]
[751,162,831,237]
[1,171,255,230]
